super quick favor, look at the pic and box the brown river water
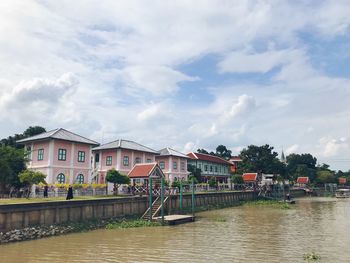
[0,197,349,263]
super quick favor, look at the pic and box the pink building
[156,148,190,182]
[17,128,99,184]
[92,139,159,184]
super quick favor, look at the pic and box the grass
[303,252,321,261]
[211,216,227,222]
[241,199,291,209]
[106,219,161,229]
[0,195,128,205]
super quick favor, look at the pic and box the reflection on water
[1,197,349,263]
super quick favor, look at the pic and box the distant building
[242,173,258,186]
[229,156,242,173]
[339,177,347,185]
[156,148,190,183]
[92,139,159,184]
[128,163,165,186]
[17,128,99,184]
[186,152,232,183]
[296,176,309,187]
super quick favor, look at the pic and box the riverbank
[0,197,298,245]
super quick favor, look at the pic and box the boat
[335,189,350,198]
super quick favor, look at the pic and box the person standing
[66,186,74,200]
[44,185,48,198]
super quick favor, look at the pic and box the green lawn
[0,195,128,205]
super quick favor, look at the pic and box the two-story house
[17,128,99,184]
[156,148,190,182]
[92,139,159,184]
[186,152,232,183]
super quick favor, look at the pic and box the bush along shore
[0,217,160,245]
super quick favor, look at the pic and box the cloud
[229,94,256,118]
[0,73,78,120]
[285,144,299,155]
[122,65,198,96]
[319,137,349,157]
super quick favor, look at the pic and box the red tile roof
[243,173,257,182]
[186,152,231,165]
[128,163,157,178]
[297,177,309,184]
[339,177,347,184]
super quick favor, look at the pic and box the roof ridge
[56,128,99,144]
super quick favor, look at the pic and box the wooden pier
[154,215,195,225]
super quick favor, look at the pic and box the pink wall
[53,140,72,166]
[73,144,91,168]
[100,149,117,170]
[120,149,132,169]
[31,141,50,166]
[156,156,170,170]
[145,153,156,162]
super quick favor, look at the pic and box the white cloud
[319,137,349,157]
[285,144,299,155]
[229,94,256,118]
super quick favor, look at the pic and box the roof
[128,163,164,178]
[339,177,347,184]
[17,128,99,145]
[243,173,258,182]
[186,152,231,165]
[93,139,158,154]
[229,157,242,162]
[297,177,309,184]
[157,147,189,158]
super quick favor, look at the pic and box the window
[76,174,84,184]
[173,161,177,170]
[58,149,67,161]
[198,163,202,170]
[135,157,141,164]
[215,166,218,173]
[123,156,129,166]
[146,159,152,163]
[181,161,185,171]
[210,166,213,172]
[159,161,165,169]
[57,173,65,183]
[204,165,208,172]
[78,151,85,162]
[106,156,112,166]
[37,149,44,161]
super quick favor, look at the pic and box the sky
[0,0,350,171]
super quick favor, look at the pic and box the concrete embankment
[0,190,304,244]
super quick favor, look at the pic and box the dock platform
[154,215,195,225]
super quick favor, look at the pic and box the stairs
[141,196,169,221]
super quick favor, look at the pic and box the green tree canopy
[215,145,232,160]
[187,164,202,182]
[0,146,27,194]
[238,144,285,175]
[18,169,46,198]
[1,126,46,148]
[106,169,130,195]
[286,153,317,181]
[231,175,244,184]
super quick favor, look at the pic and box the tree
[208,177,217,187]
[197,148,209,154]
[1,126,46,148]
[286,153,317,182]
[231,175,244,184]
[0,145,27,194]
[215,145,232,160]
[316,170,335,185]
[18,169,46,198]
[187,164,202,182]
[106,169,130,195]
[238,144,284,175]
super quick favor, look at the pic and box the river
[0,197,349,262]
